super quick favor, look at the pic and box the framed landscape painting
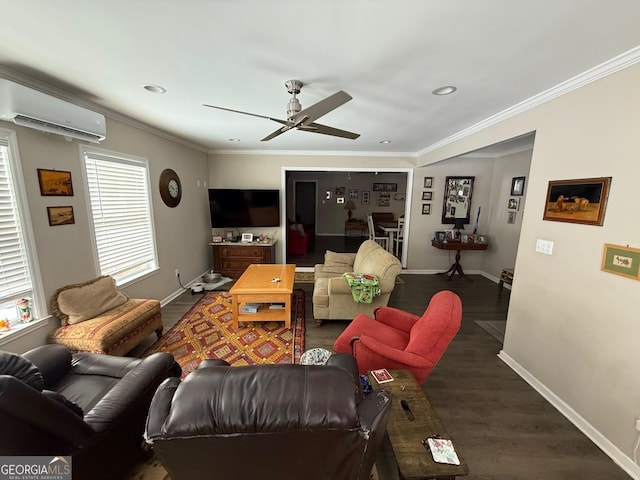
[37,169,73,196]
[543,177,611,226]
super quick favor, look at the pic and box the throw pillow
[55,276,128,325]
[41,390,84,417]
[0,351,44,391]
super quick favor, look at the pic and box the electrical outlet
[175,269,180,278]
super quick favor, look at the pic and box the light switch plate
[535,239,554,255]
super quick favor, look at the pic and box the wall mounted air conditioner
[0,79,106,143]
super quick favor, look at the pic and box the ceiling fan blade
[289,90,352,125]
[203,104,289,126]
[261,125,293,141]
[301,122,360,140]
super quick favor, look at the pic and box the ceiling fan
[203,80,360,142]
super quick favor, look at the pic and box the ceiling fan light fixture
[432,85,457,96]
[142,84,167,94]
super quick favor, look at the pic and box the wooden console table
[345,219,367,236]
[210,240,276,279]
[432,239,488,280]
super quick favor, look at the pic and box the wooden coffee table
[369,369,469,480]
[230,264,296,329]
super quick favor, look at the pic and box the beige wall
[420,63,640,473]
[0,116,210,353]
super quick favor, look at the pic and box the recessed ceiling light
[379,140,391,144]
[228,138,240,142]
[432,86,457,96]
[142,84,167,94]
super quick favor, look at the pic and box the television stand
[210,240,276,279]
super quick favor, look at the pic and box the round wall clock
[159,168,182,207]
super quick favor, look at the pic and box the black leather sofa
[0,344,180,480]
[145,353,392,480]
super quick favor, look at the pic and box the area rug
[143,290,305,378]
[474,320,506,343]
[294,271,404,284]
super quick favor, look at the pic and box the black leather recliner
[145,353,392,480]
[0,344,180,480]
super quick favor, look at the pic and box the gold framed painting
[601,244,640,280]
[47,206,75,226]
[37,169,74,196]
[543,177,611,226]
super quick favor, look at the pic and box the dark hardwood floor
[144,240,630,479]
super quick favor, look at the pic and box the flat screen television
[208,189,280,228]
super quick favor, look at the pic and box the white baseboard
[498,350,640,479]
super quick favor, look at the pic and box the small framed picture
[424,177,433,188]
[435,231,447,242]
[337,197,345,204]
[212,235,223,243]
[422,191,433,201]
[349,189,358,199]
[241,233,254,242]
[225,231,234,241]
[460,234,474,244]
[476,235,488,244]
[508,198,519,210]
[361,191,370,205]
[601,243,640,280]
[394,192,406,201]
[445,229,455,241]
[511,176,525,196]
[47,206,75,226]
[422,203,431,215]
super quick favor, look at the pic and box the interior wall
[0,117,210,353]
[418,63,640,474]
[207,154,416,262]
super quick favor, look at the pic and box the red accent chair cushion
[333,290,462,384]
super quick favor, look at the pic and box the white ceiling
[1,1,640,155]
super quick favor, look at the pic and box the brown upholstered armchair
[0,344,180,480]
[145,353,392,480]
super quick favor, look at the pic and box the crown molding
[417,45,640,158]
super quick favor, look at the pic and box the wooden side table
[499,268,514,290]
[431,240,488,280]
[345,219,367,236]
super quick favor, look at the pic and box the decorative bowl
[203,272,222,283]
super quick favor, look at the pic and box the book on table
[241,303,261,313]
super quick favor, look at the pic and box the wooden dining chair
[367,215,388,250]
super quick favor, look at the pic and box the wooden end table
[229,264,295,329]
[369,369,469,480]
[432,239,488,280]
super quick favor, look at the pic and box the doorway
[294,181,316,229]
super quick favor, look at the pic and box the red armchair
[333,290,462,384]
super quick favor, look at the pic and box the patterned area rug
[143,290,305,378]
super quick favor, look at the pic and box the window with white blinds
[0,134,38,327]
[82,148,158,285]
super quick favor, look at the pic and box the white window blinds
[83,149,157,284]
[0,138,33,304]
